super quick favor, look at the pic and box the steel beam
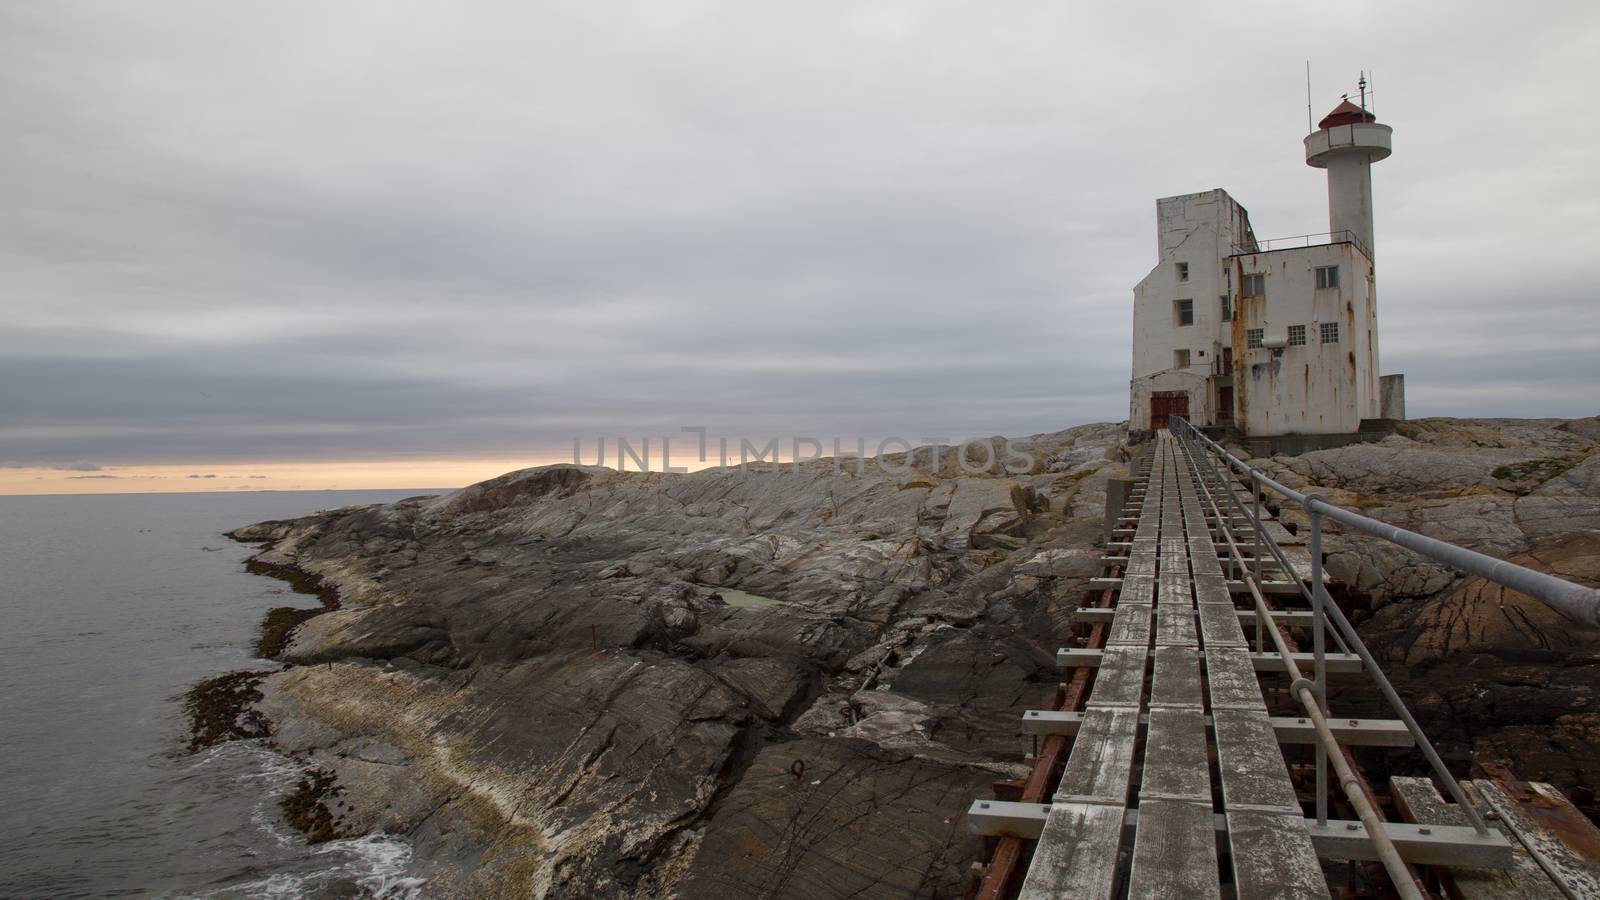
[1056,647,1362,674]
[967,804,1515,870]
[1308,820,1514,868]
[1021,710,1411,747]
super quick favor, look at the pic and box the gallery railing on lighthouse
[1230,228,1372,262]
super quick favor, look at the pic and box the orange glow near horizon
[0,446,775,496]
[1,441,868,496]
[0,456,572,496]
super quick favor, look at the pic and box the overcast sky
[3,2,1597,490]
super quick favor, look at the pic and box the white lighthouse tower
[1127,79,1406,438]
[1304,81,1392,259]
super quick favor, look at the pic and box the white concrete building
[1129,99,1405,435]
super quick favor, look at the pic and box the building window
[1315,265,1339,289]
[1321,321,1340,344]
[1246,328,1264,349]
[1287,324,1306,346]
[1176,262,1189,282]
[1220,295,1231,322]
[1242,273,1266,297]
[1174,349,1191,369]
[1174,299,1194,326]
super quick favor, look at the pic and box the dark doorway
[1150,391,1189,430]
[1217,385,1234,423]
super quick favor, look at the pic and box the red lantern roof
[1318,99,1376,129]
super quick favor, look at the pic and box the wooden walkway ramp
[967,431,1599,898]
[1017,433,1325,898]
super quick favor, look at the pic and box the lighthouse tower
[1304,87,1391,259]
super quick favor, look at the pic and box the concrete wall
[1229,242,1379,435]
[1380,373,1406,420]
[1128,189,1255,429]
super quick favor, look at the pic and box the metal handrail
[1167,416,1594,846]
[1172,418,1600,627]
[1231,228,1373,263]
[1171,433,1424,898]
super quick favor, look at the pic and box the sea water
[0,490,439,898]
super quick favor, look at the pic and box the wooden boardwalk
[969,431,1600,898]
[1017,433,1326,899]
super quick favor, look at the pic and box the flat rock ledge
[212,417,1600,896]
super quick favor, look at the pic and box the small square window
[1176,262,1189,282]
[1321,321,1340,344]
[1315,265,1339,289]
[1174,349,1191,368]
[1287,324,1306,346]
[1242,273,1266,297]
[1246,328,1264,349]
[1174,299,1194,326]
[1220,295,1231,322]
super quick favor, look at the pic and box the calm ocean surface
[0,490,444,899]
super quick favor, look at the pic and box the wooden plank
[1140,707,1211,802]
[1272,545,1314,580]
[1158,569,1192,607]
[1054,707,1140,803]
[1086,646,1148,709]
[1204,647,1266,711]
[1226,810,1331,899]
[1149,645,1205,710]
[1198,602,1249,648]
[1127,799,1222,900]
[1124,551,1159,578]
[1120,573,1157,604]
[1106,603,1153,647]
[1017,802,1127,900]
[1389,777,1563,898]
[1213,708,1301,813]
[1155,607,1199,647]
[1188,548,1225,579]
[1469,779,1600,897]
[1259,519,1300,545]
[1193,573,1232,605]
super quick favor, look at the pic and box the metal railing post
[1181,423,1509,836]
[1307,495,1329,827]
[1251,474,1263,584]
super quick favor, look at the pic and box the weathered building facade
[1129,100,1404,435]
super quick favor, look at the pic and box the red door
[1150,391,1189,430]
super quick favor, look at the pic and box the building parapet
[1231,228,1371,263]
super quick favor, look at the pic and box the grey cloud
[2,2,1597,473]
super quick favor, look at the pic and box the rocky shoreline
[197,417,1600,897]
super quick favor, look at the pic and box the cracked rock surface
[226,424,1126,897]
[220,415,1600,895]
